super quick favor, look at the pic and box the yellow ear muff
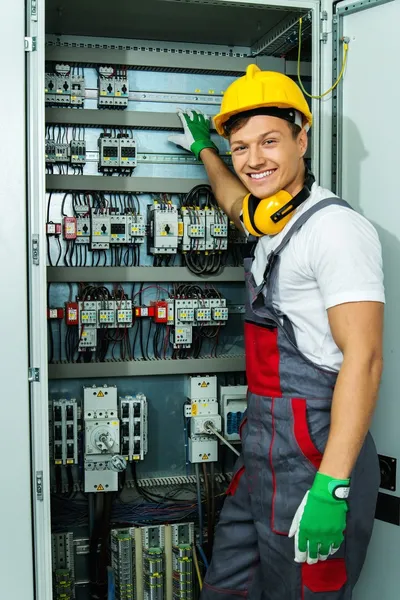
[242,189,294,237]
[242,193,263,237]
[254,190,293,236]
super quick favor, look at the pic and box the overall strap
[263,197,352,282]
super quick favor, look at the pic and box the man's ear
[298,128,308,158]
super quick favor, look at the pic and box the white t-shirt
[247,183,385,372]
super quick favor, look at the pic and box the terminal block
[171,523,194,600]
[111,528,135,600]
[52,533,75,599]
[142,526,165,600]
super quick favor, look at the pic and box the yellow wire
[193,545,203,590]
[297,17,349,99]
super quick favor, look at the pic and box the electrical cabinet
[15,1,399,600]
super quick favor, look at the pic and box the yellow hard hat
[213,64,312,137]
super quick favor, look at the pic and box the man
[169,65,384,599]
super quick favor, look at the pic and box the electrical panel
[83,385,125,492]
[119,394,148,461]
[187,376,220,463]
[52,399,79,465]
[148,202,179,255]
[51,533,75,599]
[220,385,248,442]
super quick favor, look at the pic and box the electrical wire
[195,463,204,548]
[193,545,203,590]
[205,423,240,457]
[297,16,349,99]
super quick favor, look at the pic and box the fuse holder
[65,302,79,325]
[63,216,77,240]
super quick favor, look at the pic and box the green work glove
[288,472,350,564]
[167,109,219,160]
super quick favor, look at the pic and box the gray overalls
[201,198,380,599]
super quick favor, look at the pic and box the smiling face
[229,114,308,199]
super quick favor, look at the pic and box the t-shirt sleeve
[307,208,385,309]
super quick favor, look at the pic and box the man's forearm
[200,148,248,229]
[319,353,383,480]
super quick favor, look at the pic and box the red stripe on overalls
[292,398,323,470]
[244,322,282,397]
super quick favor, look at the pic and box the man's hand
[168,109,219,160]
[289,472,350,564]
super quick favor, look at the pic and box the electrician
[169,64,385,599]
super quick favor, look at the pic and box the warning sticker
[97,484,104,491]
[97,391,104,397]
[200,381,208,388]
[202,454,209,461]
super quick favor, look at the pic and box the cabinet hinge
[32,234,39,265]
[36,471,43,501]
[24,36,37,52]
[320,11,328,44]
[28,367,40,382]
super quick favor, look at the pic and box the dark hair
[223,107,302,139]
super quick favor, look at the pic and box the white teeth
[249,170,275,179]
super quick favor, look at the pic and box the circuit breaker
[131,214,146,244]
[84,385,125,493]
[52,399,79,465]
[220,385,248,442]
[119,394,148,461]
[186,376,220,463]
[98,67,129,109]
[78,300,97,351]
[70,76,85,107]
[91,214,111,249]
[148,203,179,254]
